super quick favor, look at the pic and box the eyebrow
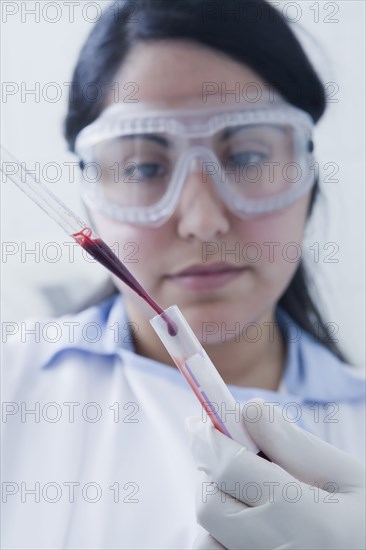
[119,133,171,148]
[220,124,287,141]
[220,126,246,141]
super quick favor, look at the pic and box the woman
[3,1,365,548]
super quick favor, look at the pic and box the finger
[196,480,281,550]
[186,416,291,506]
[192,531,226,549]
[242,399,364,489]
[195,480,252,549]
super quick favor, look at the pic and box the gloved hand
[186,398,365,550]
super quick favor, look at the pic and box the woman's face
[90,40,311,341]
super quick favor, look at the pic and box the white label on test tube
[150,305,259,453]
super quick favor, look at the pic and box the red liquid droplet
[162,313,178,336]
[72,228,178,336]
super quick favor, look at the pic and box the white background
[1,1,365,369]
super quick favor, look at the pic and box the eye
[225,151,268,168]
[124,162,168,181]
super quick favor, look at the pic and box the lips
[171,262,243,276]
[167,262,248,291]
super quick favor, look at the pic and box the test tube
[150,304,260,453]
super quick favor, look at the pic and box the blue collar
[39,294,365,404]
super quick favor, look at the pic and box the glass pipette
[0,145,166,318]
[1,144,267,456]
[1,145,88,235]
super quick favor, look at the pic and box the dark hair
[64,0,347,362]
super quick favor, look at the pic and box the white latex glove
[186,398,365,550]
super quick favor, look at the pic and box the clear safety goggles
[75,98,315,226]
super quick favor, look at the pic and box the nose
[175,155,231,241]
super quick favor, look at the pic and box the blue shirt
[2,294,365,549]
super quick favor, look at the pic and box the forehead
[106,40,271,109]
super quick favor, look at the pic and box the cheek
[236,196,309,279]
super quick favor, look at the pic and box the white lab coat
[2,295,365,549]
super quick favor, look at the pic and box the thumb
[242,398,363,489]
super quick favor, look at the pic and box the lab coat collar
[39,293,365,404]
[38,294,128,367]
[276,307,365,403]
